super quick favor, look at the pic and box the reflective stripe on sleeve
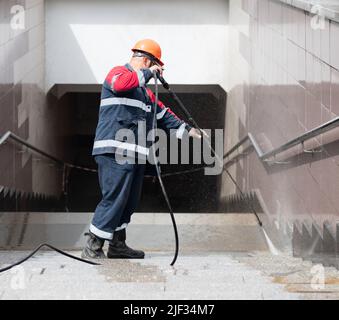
[100,97,152,113]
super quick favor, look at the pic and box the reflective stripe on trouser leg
[90,154,138,240]
[115,223,128,231]
[117,162,146,228]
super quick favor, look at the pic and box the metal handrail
[0,131,97,173]
[224,116,339,163]
[2,114,339,181]
[163,116,339,177]
[0,131,64,165]
[0,131,98,211]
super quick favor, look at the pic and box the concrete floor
[1,213,339,300]
[1,250,339,300]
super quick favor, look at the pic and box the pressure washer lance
[155,72,263,228]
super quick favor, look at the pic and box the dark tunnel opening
[56,85,227,213]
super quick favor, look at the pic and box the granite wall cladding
[224,0,339,263]
[0,0,67,201]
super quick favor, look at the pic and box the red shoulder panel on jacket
[106,66,139,92]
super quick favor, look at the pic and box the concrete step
[0,212,268,252]
[0,251,299,300]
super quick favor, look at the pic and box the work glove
[189,128,209,139]
[149,65,163,76]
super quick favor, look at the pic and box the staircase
[0,212,267,252]
[0,186,64,212]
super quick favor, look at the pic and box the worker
[82,39,204,260]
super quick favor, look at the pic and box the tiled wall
[223,0,339,254]
[0,0,66,197]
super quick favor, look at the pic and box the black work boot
[81,231,106,259]
[107,229,145,259]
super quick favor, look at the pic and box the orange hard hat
[132,39,164,66]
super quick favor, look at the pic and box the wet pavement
[1,213,339,300]
[1,250,339,300]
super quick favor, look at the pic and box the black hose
[152,71,179,266]
[0,243,100,273]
